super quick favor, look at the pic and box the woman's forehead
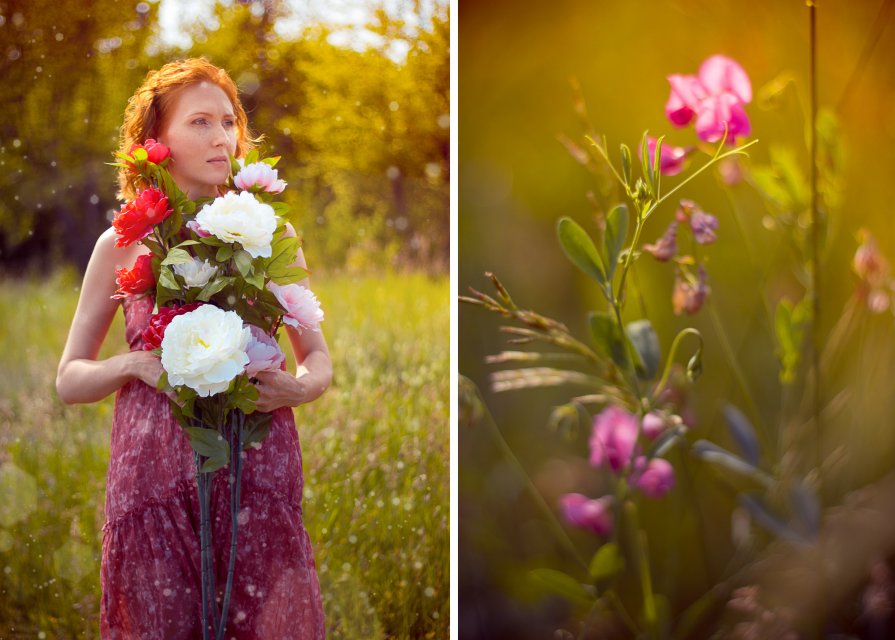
[168,81,235,117]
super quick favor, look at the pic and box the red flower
[112,254,155,299]
[112,187,172,248]
[128,138,171,166]
[141,302,203,351]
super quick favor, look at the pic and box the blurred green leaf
[528,568,593,608]
[588,311,628,369]
[557,217,606,285]
[626,319,659,380]
[588,542,624,582]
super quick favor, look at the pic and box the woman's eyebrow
[187,111,236,118]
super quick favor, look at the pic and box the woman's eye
[193,118,207,125]
[223,120,235,128]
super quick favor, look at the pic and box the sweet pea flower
[559,493,614,537]
[647,137,692,176]
[665,55,752,144]
[631,457,676,498]
[267,282,324,333]
[172,257,218,289]
[689,208,719,245]
[672,265,710,315]
[234,161,287,194]
[589,405,640,473]
[244,325,286,377]
[112,254,155,299]
[643,221,678,262]
[641,412,667,440]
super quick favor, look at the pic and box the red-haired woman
[56,58,330,639]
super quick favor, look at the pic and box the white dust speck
[424,587,435,598]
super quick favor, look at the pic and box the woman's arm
[253,225,333,412]
[56,228,163,405]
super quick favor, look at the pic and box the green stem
[625,501,658,639]
[476,387,589,572]
[652,328,703,404]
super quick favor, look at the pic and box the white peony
[172,257,218,288]
[161,305,252,397]
[193,191,277,258]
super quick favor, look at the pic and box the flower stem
[472,383,589,572]
[216,410,244,640]
[196,453,212,640]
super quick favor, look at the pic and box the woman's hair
[117,57,260,200]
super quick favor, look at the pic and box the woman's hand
[252,369,307,413]
[126,350,166,389]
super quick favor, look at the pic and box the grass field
[0,269,449,639]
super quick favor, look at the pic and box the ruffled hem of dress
[102,474,303,535]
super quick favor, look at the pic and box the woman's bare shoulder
[91,227,146,269]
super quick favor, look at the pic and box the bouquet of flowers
[109,139,323,639]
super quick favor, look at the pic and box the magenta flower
[589,405,640,473]
[665,54,752,144]
[643,221,678,262]
[689,209,719,245]
[641,412,666,440]
[694,92,751,144]
[559,493,614,536]
[672,265,710,315]
[631,457,676,498]
[647,136,692,176]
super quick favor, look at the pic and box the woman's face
[156,81,239,199]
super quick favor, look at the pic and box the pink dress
[100,295,325,639]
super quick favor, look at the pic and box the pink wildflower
[631,457,676,498]
[589,405,640,473]
[647,136,692,176]
[643,221,678,262]
[559,493,614,537]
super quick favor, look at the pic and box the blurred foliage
[459,0,895,638]
[0,0,449,274]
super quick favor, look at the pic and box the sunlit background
[460,0,895,637]
[0,0,448,638]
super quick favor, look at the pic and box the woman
[55,58,330,639]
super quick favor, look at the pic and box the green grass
[0,269,449,639]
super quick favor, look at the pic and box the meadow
[0,270,449,639]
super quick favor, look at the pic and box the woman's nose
[213,123,231,147]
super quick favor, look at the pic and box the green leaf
[557,218,606,285]
[160,247,194,267]
[132,147,148,162]
[626,319,660,380]
[157,266,180,292]
[640,131,655,196]
[271,201,292,217]
[200,457,229,473]
[620,144,632,186]
[233,249,254,277]
[266,234,300,274]
[216,245,234,262]
[246,149,260,165]
[603,204,629,281]
[269,264,309,285]
[184,427,230,461]
[262,155,281,167]
[588,542,624,582]
[588,312,628,369]
[196,276,233,302]
[652,135,665,195]
[691,440,774,489]
[245,272,265,290]
[243,412,273,450]
[528,569,593,608]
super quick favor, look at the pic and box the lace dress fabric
[99,294,325,639]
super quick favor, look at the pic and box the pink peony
[647,136,692,176]
[631,457,676,498]
[234,162,287,194]
[267,282,324,333]
[589,405,640,473]
[559,493,614,537]
[244,325,286,377]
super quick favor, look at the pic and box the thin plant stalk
[196,453,212,640]
[216,410,245,640]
